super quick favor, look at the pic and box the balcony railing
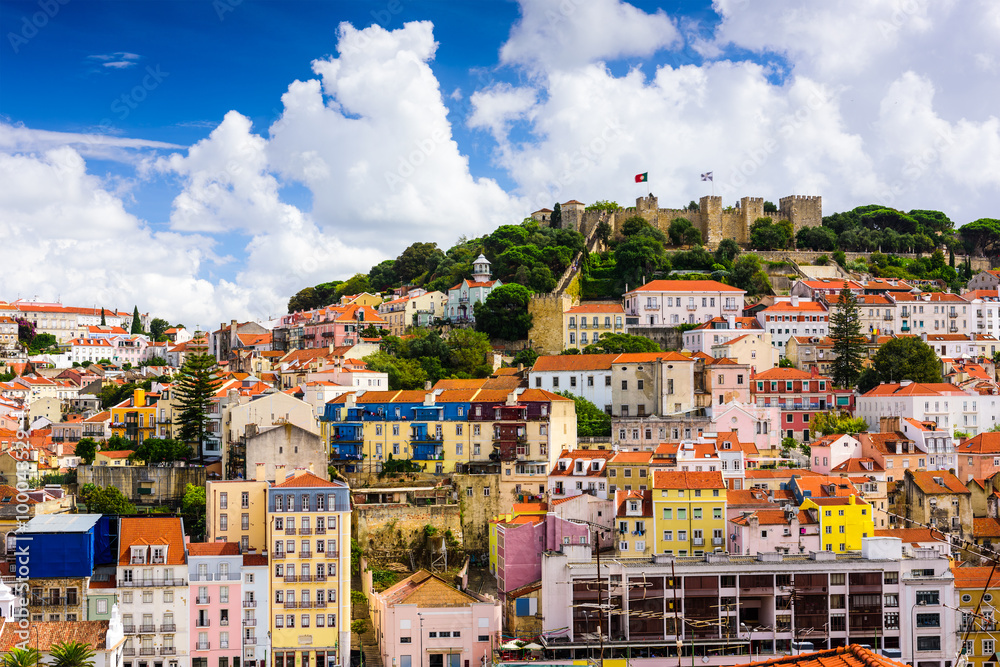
[273,551,286,559]
[686,304,697,311]
[160,624,176,632]
[243,600,257,608]
[883,315,893,321]
[284,601,298,609]
[284,574,298,583]
[300,574,313,582]
[140,648,156,656]
[139,624,156,633]
[300,528,312,535]
[243,618,257,626]
[220,619,230,626]
[160,647,176,656]
[119,578,186,587]
[123,626,136,634]
[326,551,340,558]
[693,538,705,546]
[196,619,211,627]
[713,538,724,546]
[285,527,296,535]
[315,527,326,535]
[315,573,327,582]
[196,596,211,604]
[299,551,313,559]
[123,649,136,657]
[244,637,257,646]
[196,642,211,651]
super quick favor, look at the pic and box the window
[983,639,995,655]
[400,637,412,644]
[916,613,940,628]
[917,637,940,651]
[916,591,940,606]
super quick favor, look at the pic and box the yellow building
[94,450,138,466]
[564,303,626,351]
[652,470,727,557]
[109,387,158,444]
[614,490,653,556]
[801,495,873,553]
[206,462,271,553]
[268,468,352,667]
[606,451,653,494]
[953,566,1000,667]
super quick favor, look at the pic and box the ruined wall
[78,465,207,506]
[452,473,502,553]
[527,292,577,356]
[624,326,683,352]
[353,502,462,553]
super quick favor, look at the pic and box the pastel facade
[752,368,853,443]
[446,255,501,323]
[206,471,270,554]
[188,543,243,666]
[623,280,745,326]
[857,381,1000,437]
[757,297,829,355]
[652,470,727,556]
[563,303,626,350]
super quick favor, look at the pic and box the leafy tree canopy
[870,337,943,386]
[583,333,659,354]
[474,283,534,341]
[149,317,171,342]
[811,411,869,436]
[130,438,194,464]
[181,483,207,540]
[79,483,136,514]
[556,390,611,437]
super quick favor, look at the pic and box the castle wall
[527,292,577,355]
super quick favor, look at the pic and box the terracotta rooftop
[737,643,909,667]
[908,470,970,495]
[243,553,269,567]
[381,569,480,607]
[628,279,745,293]
[118,517,187,566]
[273,471,343,488]
[0,620,116,651]
[531,354,618,372]
[188,541,241,556]
[652,470,725,490]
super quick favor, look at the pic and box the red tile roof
[566,303,625,313]
[188,542,241,556]
[908,470,970,495]
[0,620,115,651]
[243,553,269,566]
[738,643,909,667]
[957,432,1000,454]
[273,471,342,488]
[952,563,1000,588]
[629,279,745,293]
[532,354,618,372]
[652,470,725,490]
[118,517,187,566]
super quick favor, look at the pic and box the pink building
[370,570,501,667]
[188,542,243,667]
[808,434,862,474]
[957,432,1000,482]
[705,358,752,408]
[302,304,386,348]
[730,507,820,556]
[495,513,589,598]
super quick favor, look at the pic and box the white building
[964,289,1000,337]
[757,296,829,355]
[528,354,617,413]
[857,381,1000,437]
[241,552,271,667]
[899,417,956,471]
[623,279,745,326]
[445,255,501,324]
[681,316,765,353]
[547,449,613,501]
[117,517,190,667]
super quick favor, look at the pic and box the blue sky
[1,0,998,325]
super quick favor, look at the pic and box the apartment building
[563,303,626,350]
[377,289,447,336]
[966,289,1000,336]
[529,354,617,412]
[241,552,270,667]
[800,495,874,553]
[267,469,351,667]
[857,381,1000,436]
[623,280,745,326]
[751,368,853,442]
[117,517,190,667]
[682,316,765,353]
[757,297,829,355]
[205,467,270,554]
[614,489,653,557]
[188,543,243,667]
[956,432,1000,483]
[539,537,956,665]
[953,565,1000,667]
[652,470,727,557]
[547,449,613,501]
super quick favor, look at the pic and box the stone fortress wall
[539,194,823,247]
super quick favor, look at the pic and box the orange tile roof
[972,517,1000,538]
[739,644,909,667]
[762,301,828,312]
[732,509,792,526]
[652,470,724,490]
[566,303,625,313]
[243,553,269,566]
[273,471,343,488]
[518,388,572,402]
[615,489,653,517]
[610,451,653,464]
[754,367,820,380]
[188,542,241,556]
[98,450,134,459]
[118,517,186,565]
[0,620,115,652]
[908,470,970,495]
[629,279,744,293]
[861,382,965,397]
[726,489,778,506]
[614,351,691,363]
[531,354,618,372]
[951,563,1000,588]
[957,432,1000,454]
[512,502,548,514]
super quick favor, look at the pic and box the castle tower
[561,200,586,232]
[472,254,492,282]
[636,194,660,226]
[739,197,765,245]
[699,195,723,245]
[779,195,823,236]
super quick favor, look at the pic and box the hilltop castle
[532,194,822,246]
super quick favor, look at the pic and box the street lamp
[911,600,927,666]
[417,613,424,667]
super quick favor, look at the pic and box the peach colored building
[956,432,1000,483]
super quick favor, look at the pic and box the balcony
[160,624,176,632]
[138,624,156,633]
[693,538,705,546]
[948,311,958,318]
[315,573,327,582]
[299,551,313,559]
[713,538,724,546]
[123,649,136,657]
[123,626,137,634]
[160,648,176,656]
[243,600,257,608]
[273,551,286,559]
[196,596,211,605]
[883,314,893,321]
[244,637,257,646]
[300,527,312,535]
[300,574,313,582]
[949,325,958,333]
[686,304,697,311]
[315,527,327,535]
[901,325,911,332]
[243,618,257,626]
[326,551,340,558]
[723,303,741,311]
[220,619,230,627]
[196,619,211,628]
[196,642,211,651]
[283,574,298,583]
[285,527,296,535]
[284,601,298,609]
[140,648,156,657]
[119,578,186,587]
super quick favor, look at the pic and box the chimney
[255,462,266,482]
[329,344,334,354]
[424,380,432,391]
[879,416,900,433]
[791,295,800,308]
[275,463,286,480]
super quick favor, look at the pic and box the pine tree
[174,342,223,456]
[100,308,106,326]
[829,283,866,388]
[130,305,142,334]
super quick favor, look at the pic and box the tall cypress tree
[130,305,142,334]
[100,308,106,326]
[829,283,866,388]
[550,202,562,229]
[174,341,223,457]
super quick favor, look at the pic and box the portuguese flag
[634,172,648,183]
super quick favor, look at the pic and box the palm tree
[48,642,96,667]
[1,648,41,667]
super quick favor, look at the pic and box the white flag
[701,172,713,181]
